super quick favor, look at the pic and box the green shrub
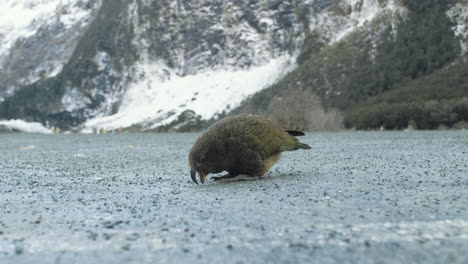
[345,98,468,130]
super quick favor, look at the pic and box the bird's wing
[229,116,297,159]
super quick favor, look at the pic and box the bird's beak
[191,168,198,185]
[190,168,207,184]
[200,172,207,184]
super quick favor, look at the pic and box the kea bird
[189,114,311,184]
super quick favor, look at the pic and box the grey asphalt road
[0,131,467,264]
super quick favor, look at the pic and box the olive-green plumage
[189,114,311,184]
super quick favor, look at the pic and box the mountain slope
[236,0,468,130]
[0,0,466,131]
[0,0,100,99]
[344,59,468,130]
[0,0,405,131]
[2,0,308,130]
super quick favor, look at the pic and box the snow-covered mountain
[85,0,404,132]
[0,0,100,98]
[0,0,466,132]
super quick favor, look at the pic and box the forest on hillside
[239,0,468,131]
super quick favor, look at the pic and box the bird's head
[189,138,223,184]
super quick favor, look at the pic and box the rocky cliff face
[0,0,466,131]
[0,0,101,99]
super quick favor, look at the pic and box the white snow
[309,0,403,43]
[62,87,90,112]
[0,0,57,58]
[94,52,111,72]
[447,2,468,55]
[0,0,98,83]
[0,0,94,54]
[84,55,296,131]
[0,119,52,134]
[58,4,92,27]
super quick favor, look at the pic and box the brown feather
[188,114,311,182]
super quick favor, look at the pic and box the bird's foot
[213,174,261,183]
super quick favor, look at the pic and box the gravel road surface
[0,131,467,263]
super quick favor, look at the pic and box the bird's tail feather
[296,142,311,149]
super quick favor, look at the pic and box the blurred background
[0,0,467,133]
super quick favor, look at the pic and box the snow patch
[0,0,99,88]
[94,52,111,72]
[62,87,90,112]
[0,119,52,134]
[0,0,60,57]
[309,0,402,43]
[0,1,58,46]
[58,3,92,28]
[84,56,296,131]
[448,2,468,55]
